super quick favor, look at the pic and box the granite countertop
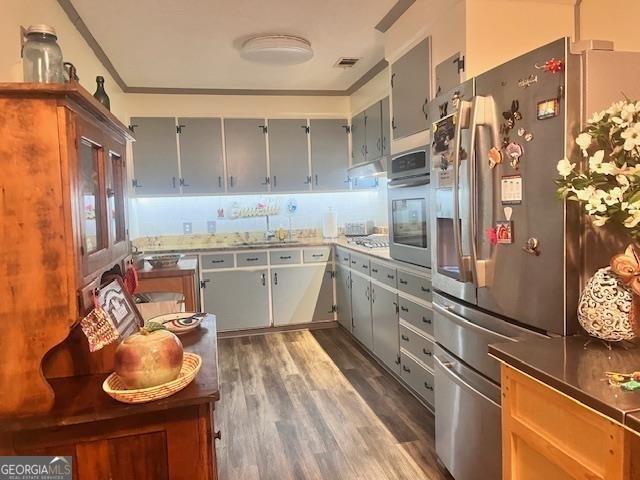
[489,336,640,434]
[333,238,392,261]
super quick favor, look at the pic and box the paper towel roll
[322,208,338,239]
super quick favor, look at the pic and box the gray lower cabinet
[351,111,366,166]
[202,269,269,331]
[335,264,352,331]
[351,272,372,349]
[310,119,350,190]
[391,37,431,140]
[268,119,310,192]
[224,118,269,193]
[272,265,326,326]
[365,102,382,162]
[313,265,335,322]
[177,117,225,194]
[400,351,435,406]
[131,117,180,195]
[371,283,400,374]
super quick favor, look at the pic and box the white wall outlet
[183,222,192,234]
[207,221,216,234]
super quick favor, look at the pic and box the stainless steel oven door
[388,175,431,268]
[434,344,501,480]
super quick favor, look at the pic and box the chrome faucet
[265,215,276,241]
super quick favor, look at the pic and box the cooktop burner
[347,234,389,249]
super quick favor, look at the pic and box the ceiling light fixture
[240,35,313,65]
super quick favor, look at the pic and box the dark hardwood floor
[216,326,451,480]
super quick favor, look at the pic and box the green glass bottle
[93,76,110,111]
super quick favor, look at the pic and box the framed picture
[97,277,142,338]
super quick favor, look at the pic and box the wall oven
[388,149,431,268]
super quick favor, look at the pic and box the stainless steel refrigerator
[429,38,640,480]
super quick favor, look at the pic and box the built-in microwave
[388,149,431,268]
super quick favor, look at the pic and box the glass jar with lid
[22,24,64,83]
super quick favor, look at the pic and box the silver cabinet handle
[433,302,512,343]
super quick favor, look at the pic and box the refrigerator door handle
[434,354,500,408]
[433,301,513,344]
[452,101,472,283]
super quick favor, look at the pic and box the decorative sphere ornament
[577,267,637,342]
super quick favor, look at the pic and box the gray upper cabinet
[310,119,350,190]
[131,117,180,195]
[381,96,391,156]
[313,265,335,322]
[351,111,366,166]
[371,283,400,374]
[224,118,269,193]
[177,117,224,194]
[364,102,382,162]
[435,52,463,97]
[391,37,431,140]
[202,269,270,331]
[268,119,310,192]
[272,265,326,326]
[336,264,352,331]
[351,273,372,349]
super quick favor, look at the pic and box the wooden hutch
[0,83,220,479]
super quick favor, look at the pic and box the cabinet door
[202,269,270,331]
[105,137,129,260]
[381,96,391,156]
[371,284,400,373]
[335,265,352,331]
[224,118,269,193]
[268,119,310,191]
[365,102,382,162]
[391,37,431,140]
[350,111,366,166]
[272,265,326,326]
[310,119,350,190]
[351,273,372,349]
[435,52,463,97]
[131,117,180,195]
[313,265,335,322]
[77,121,110,276]
[177,117,225,194]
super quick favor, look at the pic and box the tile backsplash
[130,182,388,238]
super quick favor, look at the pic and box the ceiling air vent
[334,57,360,68]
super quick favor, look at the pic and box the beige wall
[349,67,389,115]
[123,93,349,121]
[0,0,126,119]
[580,0,640,52]
[465,0,575,77]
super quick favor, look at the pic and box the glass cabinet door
[79,138,105,255]
[106,149,126,245]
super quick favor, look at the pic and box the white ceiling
[70,0,396,91]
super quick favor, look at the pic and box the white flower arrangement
[557,99,640,234]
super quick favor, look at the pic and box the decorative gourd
[115,322,183,389]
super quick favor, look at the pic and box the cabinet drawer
[201,253,234,269]
[397,270,432,302]
[349,253,370,273]
[400,325,435,369]
[400,352,435,405]
[370,261,397,288]
[303,247,331,263]
[270,249,301,265]
[398,296,433,337]
[335,247,351,266]
[236,251,268,267]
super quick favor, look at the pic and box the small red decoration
[486,227,498,246]
[536,58,564,73]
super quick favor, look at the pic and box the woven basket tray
[102,352,202,404]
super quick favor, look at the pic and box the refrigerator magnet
[488,147,503,169]
[506,142,523,169]
[501,175,523,205]
[537,98,559,120]
[496,221,513,244]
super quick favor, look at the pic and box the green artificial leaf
[621,380,640,391]
[142,321,167,334]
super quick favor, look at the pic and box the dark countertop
[489,335,640,433]
[1,314,219,432]
[138,258,198,278]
